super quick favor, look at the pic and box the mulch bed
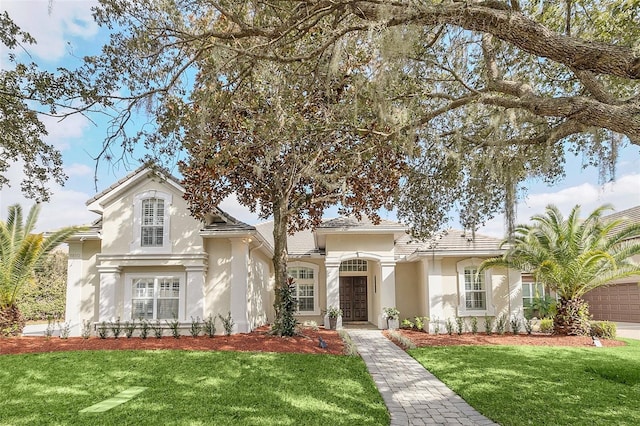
[387,329,627,348]
[0,326,345,356]
[3,326,626,356]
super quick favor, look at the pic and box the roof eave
[199,229,274,256]
[406,249,505,261]
[66,231,102,242]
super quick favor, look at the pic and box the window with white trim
[457,258,494,316]
[464,267,486,310]
[131,190,172,253]
[522,281,545,311]
[130,276,181,320]
[287,263,319,315]
[340,259,368,272]
[141,198,165,246]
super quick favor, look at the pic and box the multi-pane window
[288,267,315,313]
[132,277,180,320]
[340,259,368,272]
[522,282,545,311]
[464,267,486,310]
[141,198,164,246]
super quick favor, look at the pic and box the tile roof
[317,216,406,230]
[603,205,640,238]
[255,221,321,256]
[395,229,504,258]
[256,217,504,259]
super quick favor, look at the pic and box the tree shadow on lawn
[0,350,388,426]
[409,340,640,426]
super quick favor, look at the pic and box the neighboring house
[65,166,523,336]
[583,206,640,323]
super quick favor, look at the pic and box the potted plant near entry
[326,306,342,330]
[383,307,400,330]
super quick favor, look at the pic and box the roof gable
[86,165,183,214]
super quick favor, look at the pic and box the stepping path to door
[346,329,498,426]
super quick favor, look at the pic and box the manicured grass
[0,350,388,425]
[409,339,640,426]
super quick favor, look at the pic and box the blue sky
[1,0,638,236]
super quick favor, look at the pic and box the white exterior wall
[100,179,203,255]
[395,262,421,320]
[65,239,100,336]
[247,249,272,330]
[204,238,232,321]
[323,233,397,329]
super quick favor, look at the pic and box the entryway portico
[325,253,397,329]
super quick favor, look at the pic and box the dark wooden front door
[339,276,368,321]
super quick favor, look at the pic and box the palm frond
[23,204,41,236]
[5,204,24,249]
[0,203,83,307]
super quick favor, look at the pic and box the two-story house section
[65,166,273,336]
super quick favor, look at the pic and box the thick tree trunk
[553,297,591,336]
[271,199,292,335]
[0,304,26,337]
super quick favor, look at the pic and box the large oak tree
[83,0,639,237]
[79,0,639,331]
[177,59,405,334]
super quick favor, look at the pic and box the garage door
[584,283,640,323]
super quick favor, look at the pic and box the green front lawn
[410,339,640,426]
[0,350,388,425]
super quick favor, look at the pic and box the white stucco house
[65,166,524,336]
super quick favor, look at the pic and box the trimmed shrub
[470,316,478,334]
[495,314,507,335]
[401,318,414,329]
[539,318,553,334]
[484,315,494,335]
[590,321,617,339]
[445,318,454,335]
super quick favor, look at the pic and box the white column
[97,266,121,321]
[185,265,206,321]
[229,238,250,333]
[428,258,444,333]
[324,261,340,329]
[378,261,397,329]
[65,242,84,336]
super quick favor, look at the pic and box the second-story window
[141,198,164,246]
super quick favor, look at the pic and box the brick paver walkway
[346,329,498,426]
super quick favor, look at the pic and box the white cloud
[0,162,96,233]
[219,194,261,224]
[39,113,92,150]
[479,174,640,238]
[65,163,92,177]
[2,0,99,62]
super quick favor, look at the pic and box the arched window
[132,190,171,253]
[339,259,368,272]
[141,198,165,246]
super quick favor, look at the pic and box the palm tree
[0,204,83,336]
[481,204,640,335]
